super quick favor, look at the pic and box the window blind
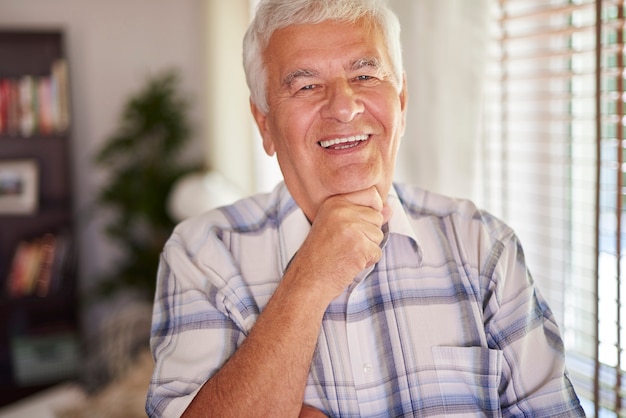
[481,0,626,415]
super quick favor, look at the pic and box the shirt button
[363,363,373,373]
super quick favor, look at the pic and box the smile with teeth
[319,134,369,150]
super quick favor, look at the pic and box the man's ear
[250,99,276,156]
[399,72,408,136]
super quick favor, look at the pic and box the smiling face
[251,17,408,221]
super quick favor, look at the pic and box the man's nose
[321,79,365,122]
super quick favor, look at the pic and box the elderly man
[146,0,584,416]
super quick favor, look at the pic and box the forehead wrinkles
[265,18,395,95]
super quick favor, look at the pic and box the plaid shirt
[146,182,584,417]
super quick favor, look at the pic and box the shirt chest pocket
[431,346,503,417]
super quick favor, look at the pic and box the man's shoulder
[393,183,479,218]
[393,183,511,239]
[170,182,295,243]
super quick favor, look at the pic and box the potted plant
[93,70,200,298]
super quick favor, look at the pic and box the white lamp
[167,170,243,222]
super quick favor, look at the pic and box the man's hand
[285,186,392,303]
[300,405,329,417]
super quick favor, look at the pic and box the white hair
[243,0,403,113]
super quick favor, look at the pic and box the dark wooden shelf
[0,29,78,407]
[0,30,64,78]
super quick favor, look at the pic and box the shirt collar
[276,182,422,273]
[387,184,419,245]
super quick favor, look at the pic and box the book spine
[0,58,70,137]
[35,233,57,297]
[5,232,70,298]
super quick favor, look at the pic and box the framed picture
[0,159,39,215]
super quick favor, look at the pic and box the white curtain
[390,0,490,201]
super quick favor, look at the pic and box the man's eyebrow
[352,56,381,70]
[281,57,381,88]
[282,69,317,88]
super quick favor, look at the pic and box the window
[482,0,626,415]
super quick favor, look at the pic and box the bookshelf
[0,29,79,407]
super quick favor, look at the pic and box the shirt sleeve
[481,225,584,416]
[145,228,246,418]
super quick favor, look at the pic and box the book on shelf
[0,58,70,137]
[18,75,37,137]
[51,59,70,133]
[5,232,73,299]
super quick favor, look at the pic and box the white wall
[0,0,207,292]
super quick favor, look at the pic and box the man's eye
[300,84,316,91]
[356,75,373,81]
